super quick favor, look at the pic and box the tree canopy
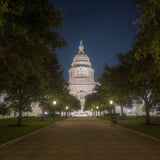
[87,0,160,124]
[0,0,67,125]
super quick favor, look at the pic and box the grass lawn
[101,116,160,139]
[117,116,160,139]
[0,117,58,145]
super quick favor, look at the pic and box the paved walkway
[0,118,160,160]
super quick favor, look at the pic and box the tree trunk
[113,105,116,114]
[14,109,16,118]
[41,105,45,120]
[120,105,124,116]
[17,104,23,126]
[17,95,25,126]
[145,102,151,125]
[100,110,102,117]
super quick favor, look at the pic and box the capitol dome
[71,42,92,68]
[69,41,94,79]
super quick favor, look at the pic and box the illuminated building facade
[68,41,97,111]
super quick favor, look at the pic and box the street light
[52,100,57,121]
[96,106,99,117]
[53,100,57,105]
[110,100,113,105]
[109,100,117,124]
[65,106,69,117]
[109,100,114,114]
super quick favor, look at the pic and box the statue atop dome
[78,40,84,53]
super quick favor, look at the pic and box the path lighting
[53,100,57,105]
[109,100,117,124]
[110,100,113,105]
[65,106,69,117]
[52,100,57,121]
[96,106,99,117]
[109,100,114,114]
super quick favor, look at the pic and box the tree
[0,102,10,116]
[98,53,134,117]
[85,89,108,117]
[132,0,160,124]
[59,87,81,113]
[0,0,66,126]
[129,53,160,124]
[91,0,160,124]
[0,0,66,89]
[85,93,98,110]
[134,0,160,68]
[98,49,160,124]
[37,51,65,119]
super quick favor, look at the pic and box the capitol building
[68,41,98,112]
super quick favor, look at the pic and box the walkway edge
[117,124,160,143]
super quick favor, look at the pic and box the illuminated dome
[69,41,94,79]
[72,41,92,68]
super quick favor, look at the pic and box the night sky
[53,0,138,81]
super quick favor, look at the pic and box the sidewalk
[0,118,160,160]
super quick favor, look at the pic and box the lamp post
[109,100,117,124]
[65,106,68,117]
[96,106,99,117]
[52,100,57,121]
